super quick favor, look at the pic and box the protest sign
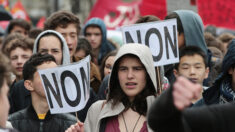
[38,56,90,114]
[121,19,179,66]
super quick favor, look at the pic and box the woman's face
[38,35,63,65]
[0,79,9,128]
[118,56,147,101]
[104,56,115,77]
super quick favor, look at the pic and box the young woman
[100,50,118,80]
[66,43,157,132]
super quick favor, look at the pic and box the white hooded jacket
[84,44,157,132]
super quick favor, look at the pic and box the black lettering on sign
[145,28,163,62]
[61,70,81,107]
[41,73,63,109]
[125,31,135,43]
[80,62,90,100]
[164,25,178,59]
[125,30,142,44]
[137,30,141,44]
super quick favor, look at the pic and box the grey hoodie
[33,30,70,65]
[109,43,157,93]
[175,10,208,55]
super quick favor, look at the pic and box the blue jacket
[83,18,115,65]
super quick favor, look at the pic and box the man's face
[10,25,28,36]
[31,61,57,98]
[38,35,63,65]
[55,24,78,58]
[0,79,9,128]
[174,54,209,85]
[118,56,147,102]
[85,26,102,50]
[10,47,32,78]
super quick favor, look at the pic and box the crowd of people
[0,8,235,132]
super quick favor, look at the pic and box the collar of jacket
[97,96,155,132]
[26,104,52,121]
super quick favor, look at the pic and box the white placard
[38,56,90,114]
[121,19,179,66]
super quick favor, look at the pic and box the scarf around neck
[219,76,235,104]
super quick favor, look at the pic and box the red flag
[36,16,46,29]
[139,0,166,19]
[87,0,141,30]
[86,0,166,30]
[11,0,30,22]
[197,0,235,30]
[190,0,196,5]
[0,0,10,10]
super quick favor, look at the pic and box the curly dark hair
[2,33,25,55]
[23,53,56,80]
[107,54,156,116]
[6,37,34,57]
[44,10,81,35]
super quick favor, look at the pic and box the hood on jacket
[83,18,115,65]
[33,30,70,65]
[222,39,235,74]
[174,10,208,55]
[108,44,157,94]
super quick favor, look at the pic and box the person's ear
[173,69,179,77]
[24,80,34,91]
[204,67,210,79]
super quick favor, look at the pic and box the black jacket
[8,104,77,132]
[148,86,235,132]
[9,80,31,114]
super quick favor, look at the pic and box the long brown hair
[107,54,156,116]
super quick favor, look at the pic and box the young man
[8,30,70,114]
[44,10,80,61]
[164,10,210,85]
[83,17,115,65]
[10,30,98,122]
[173,46,209,103]
[6,36,33,82]
[8,53,77,132]
[6,18,31,37]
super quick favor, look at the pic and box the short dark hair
[135,15,160,24]
[0,53,11,89]
[7,18,31,34]
[23,53,56,80]
[175,46,208,70]
[28,28,43,39]
[44,10,81,34]
[108,54,156,116]
[76,37,92,56]
[165,12,184,35]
